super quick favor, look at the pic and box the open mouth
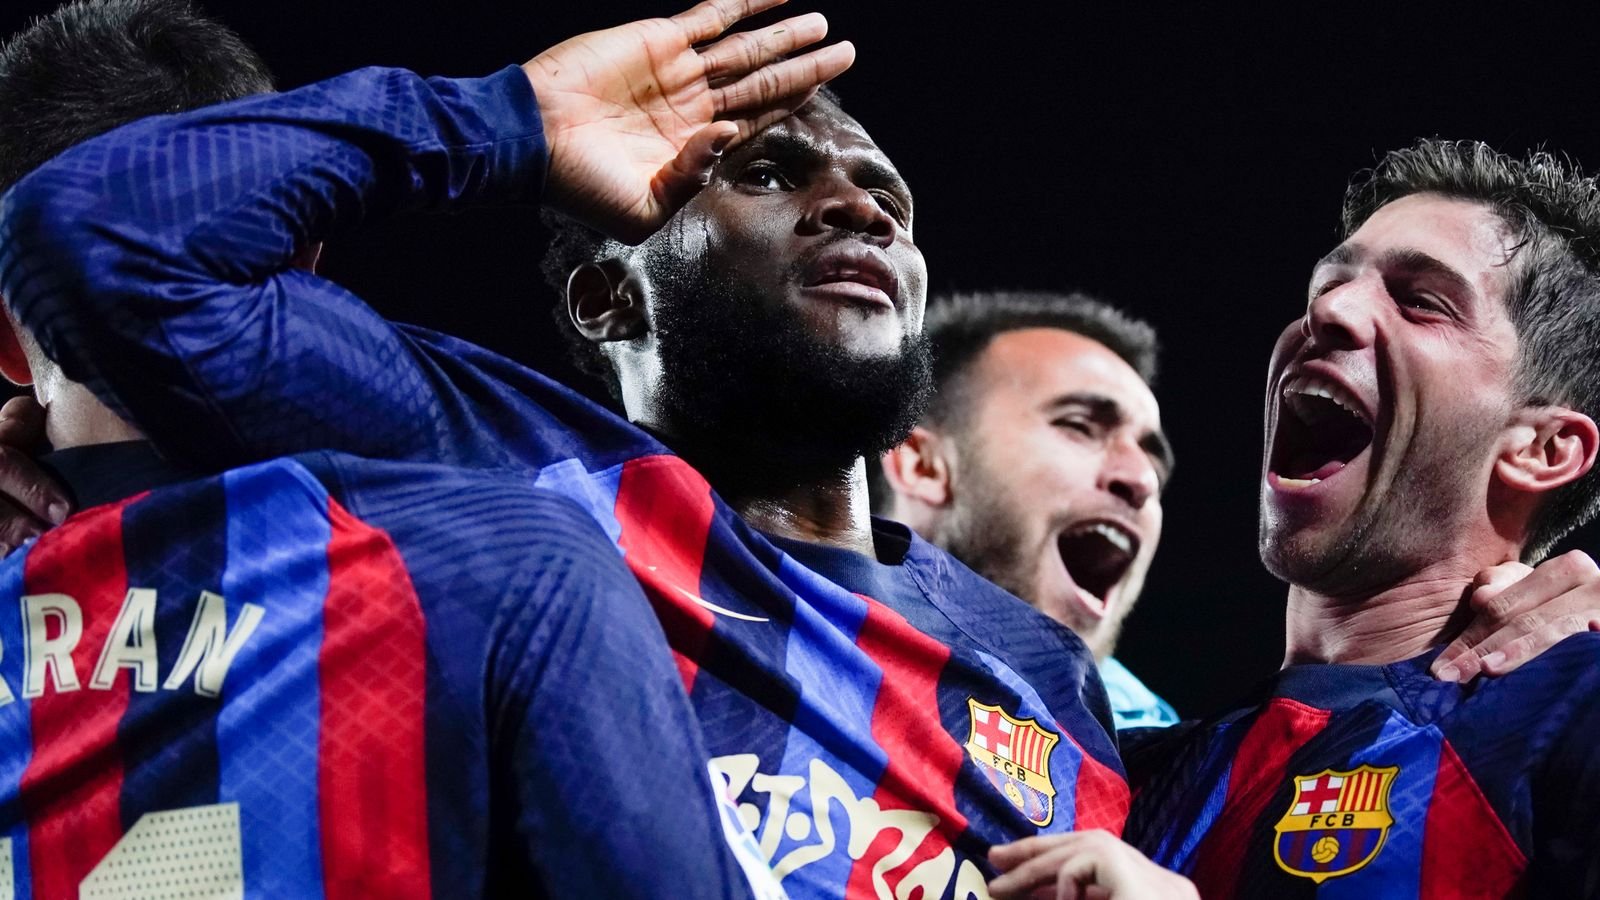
[1057,521,1139,605]
[799,244,899,307]
[1269,374,1375,488]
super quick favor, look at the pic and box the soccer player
[0,3,771,896]
[0,1,1129,896]
[877,291,1178,728]
[993,141,1600,898]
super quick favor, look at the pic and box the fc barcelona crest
[1273,765,1399,883]
[964,698,1059,826]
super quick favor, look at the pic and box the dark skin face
[569,99,927,552]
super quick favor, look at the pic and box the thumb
[648,122,739,228]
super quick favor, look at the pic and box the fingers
[713,40,855,114]
[989,834,1108,899]
[698,12,829,84]
[0,442,69,529]
[671,0,786,44]
[1434,551,1599,682]
[0,395,47,451]
[642,122,740,241]
[1432,561,1534,679]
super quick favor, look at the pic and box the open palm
[525,0,854,243]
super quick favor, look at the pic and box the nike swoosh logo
[643,565,771,622]
[673,586,771,623]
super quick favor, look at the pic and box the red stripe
[1069,731,1130,833]
[613,456,717,691]
[19,498,139,896]
[1018,725,1035,772]
[844,597,966,898]
[1366,772,1379,810]
[318,499,431,899]
[1419,741,1526,896]
[1189,698,1331,896]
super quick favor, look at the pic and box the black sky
[3,0,1598,714]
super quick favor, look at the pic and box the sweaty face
[1261,194,1522,592]
[936,330,1169,658]
[635,99,932,469]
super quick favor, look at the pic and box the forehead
[971,328,1160,423]
[1333,194,1515,305]
[748,99,903,176]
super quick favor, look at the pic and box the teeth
[1076,522,1134,554]
[1277,476,1320,489]
[1282,374,1366,421]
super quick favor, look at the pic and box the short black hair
[0,0,273,194]
[1342,139,1600,561]
[922,290,1160,427]
[537,85,848,403]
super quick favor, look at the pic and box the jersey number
[3,802,242,899]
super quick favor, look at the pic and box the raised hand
[524,0,855,243]
[1431,550,1600,682]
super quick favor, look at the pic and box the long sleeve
[0,64,551,469]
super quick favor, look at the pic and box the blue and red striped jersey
[1121,640,1600,897]
[0,65,1130,897]
[2,442,760,899]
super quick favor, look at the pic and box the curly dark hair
[1343,139,1600,561]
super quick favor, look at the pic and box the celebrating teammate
[0,1,771,896]
[0,0,1128,896]
[994,141,1600,897]
[877,291,1178,727]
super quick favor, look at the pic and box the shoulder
[296,452,620,568]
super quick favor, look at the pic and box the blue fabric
[1098,656,1179,730]
[1,443,756,899]
[1123,642,1600,897]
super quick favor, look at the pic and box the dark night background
[3,0,1598,717]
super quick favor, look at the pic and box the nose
[1303,276,1378,351]
[1101,435,1158,511]
[800,176,896,244]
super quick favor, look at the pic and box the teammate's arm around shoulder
[987,832,1198,900]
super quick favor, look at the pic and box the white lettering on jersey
[91,588,160,692]
[2,589,262,700]
[163,591,264,698]
[711,754,990,900]
[22,593,82,698]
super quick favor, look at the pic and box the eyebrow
[1314,242,1475,299]
[1049,392,1177,483]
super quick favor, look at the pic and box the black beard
[648,248,933,489]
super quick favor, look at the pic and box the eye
[1053,417,1094,437]
[1397,292,1443,315]
[869,189,908,224]
[737,162,793,192]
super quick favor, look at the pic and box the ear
[0,300,32,386]
[566,259,648,344]
[879,426,955,508]
[1495,407,1600,495]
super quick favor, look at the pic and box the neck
[650,421,877,555]
[1282,548,1516,666]
[35,376,142,450]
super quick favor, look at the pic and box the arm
[0,0,850,468]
